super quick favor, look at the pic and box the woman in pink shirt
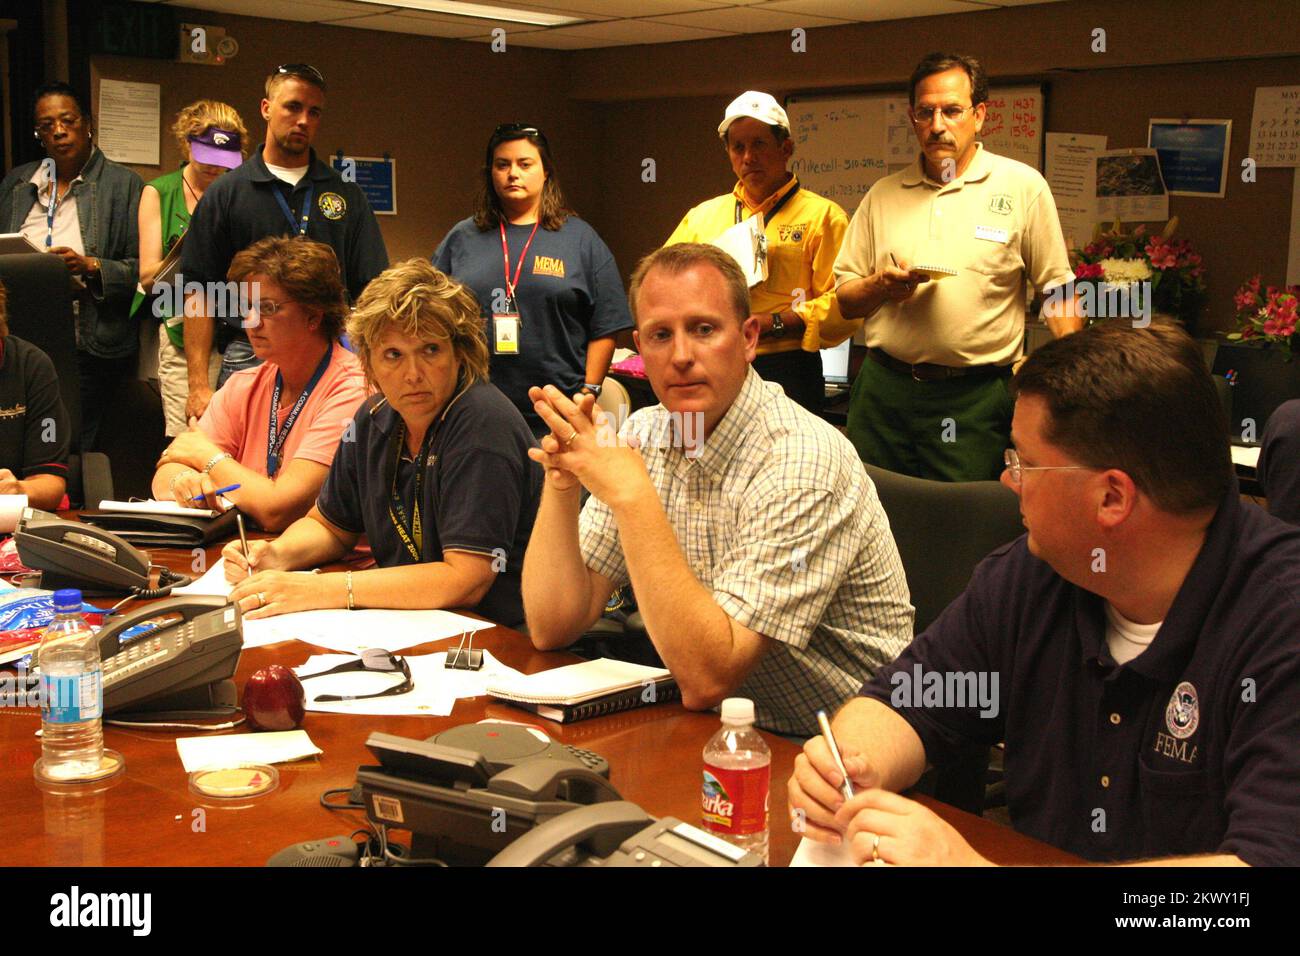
[151,236,367,530]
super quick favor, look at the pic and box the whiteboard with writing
[788,86,1045,212]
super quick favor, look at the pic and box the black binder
[79,506,244,548]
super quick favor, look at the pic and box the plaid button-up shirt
[580,367,914,736]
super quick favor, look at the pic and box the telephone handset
[96,595,243,720]
[486,801,762,867]
[14,508,152,594]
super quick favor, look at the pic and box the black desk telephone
[14,509,190,596]
[97,596,243,721]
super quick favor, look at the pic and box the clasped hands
[527,385,648,505]
[789,735,992,867]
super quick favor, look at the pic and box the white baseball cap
[718,91,789,139]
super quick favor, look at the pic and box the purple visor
[189,127,242,169]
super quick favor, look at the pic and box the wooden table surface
[0,531,1077,867]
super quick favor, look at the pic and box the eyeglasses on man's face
[1003,448,1096,487]
[910,104,977,126]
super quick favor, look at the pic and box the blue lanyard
[272,179,314,236]
[45,168,60,248]
[266,345,332,477]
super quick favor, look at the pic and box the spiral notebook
[487,658,678,723]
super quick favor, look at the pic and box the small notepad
[98,498,220,519]
[912,264,959,279]
[487,658,671,706]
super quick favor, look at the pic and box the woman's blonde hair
[346,259,490,391]
[172,100,249,160]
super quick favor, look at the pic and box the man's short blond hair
[172,100,249,159]
[628,243,751,327]
[346,259,490,391]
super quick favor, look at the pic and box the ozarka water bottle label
[701,763,770,836]
[40,670,102,723]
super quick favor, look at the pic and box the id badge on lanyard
[495,221,539,357]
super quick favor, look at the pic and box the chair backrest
[864,463,1024,634]
[596,376,631,432]
[0,253,82,450]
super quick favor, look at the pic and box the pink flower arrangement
[1070,218,1207,321]
[1228,275,1300,357]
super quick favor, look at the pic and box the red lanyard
[499,220,540,303]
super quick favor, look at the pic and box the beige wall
[88,0,1300,334]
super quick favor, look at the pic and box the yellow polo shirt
[833,143,1074,367]
[665,176,856,355]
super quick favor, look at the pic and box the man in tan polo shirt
[834,52,1079,481]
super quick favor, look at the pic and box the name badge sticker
[975,224,1009,244]
[493,315,520,355]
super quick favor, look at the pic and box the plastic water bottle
[701,697,771,864]
[35,589,105,781]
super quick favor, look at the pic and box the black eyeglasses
[301,648,412,702]
[276,63,327,90]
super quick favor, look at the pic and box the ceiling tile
[761,0,986,20]
[652,6,853,33]
[525,18,731,44]
[477,0,735,15]
[164,0,370,21]
[324,10,544,37]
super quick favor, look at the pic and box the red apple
[242,665,306,731]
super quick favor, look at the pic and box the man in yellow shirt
[664,91,856,413]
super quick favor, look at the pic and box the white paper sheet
[176,729,321,772]
[709,215,767,287]
[1045,133,1107,250]
[789,836,860,867]
[293,648,524,716]
[97,79,160,166]
[97,498,219,518]
[242,607,495,653]
[171,556,237,597]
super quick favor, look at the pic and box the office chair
[863,463,1025,814]
[0,253,113,506]
[595,375,632,432]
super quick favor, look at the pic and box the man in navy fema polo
[790,321,1300,866]
[180,63,388,421]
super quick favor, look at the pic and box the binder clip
[445,630,483,671]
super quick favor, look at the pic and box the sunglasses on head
[276,63,326,90]
[493,123,547,146]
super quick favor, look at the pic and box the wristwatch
[581,382,603,397]
[203,451,233,474]
[769,312,785,337]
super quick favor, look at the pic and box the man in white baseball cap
[663,91,857,413]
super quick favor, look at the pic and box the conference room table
[0,528,1078,867]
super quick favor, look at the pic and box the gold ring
[872,833,881,863]
[562,429,578,445]
[257,592,266,607]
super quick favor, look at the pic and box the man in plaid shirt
[522,243,913,737]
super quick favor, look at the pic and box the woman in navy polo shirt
[433,124,632,437]
[223,259,542,627]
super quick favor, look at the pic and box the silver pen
[235,511,251,580]
[817,709,855,801]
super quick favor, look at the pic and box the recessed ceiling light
[349,0,582,27]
